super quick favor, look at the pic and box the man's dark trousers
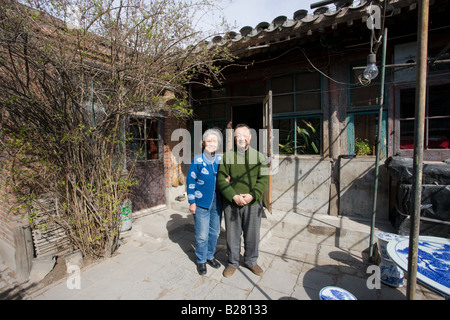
[223,202,263,268]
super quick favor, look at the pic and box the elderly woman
[186,128,223,275]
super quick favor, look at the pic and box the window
[347,111,388,157]
[347,61,387,157]
[349,113,382,156]
[349,63,381,108]
[230,82,265,98]
[191,87,228,147]
[272,72,321,114]
[399,84,450,150]
[128,118,161,161]
[192,87,227,121]
[271,72,322,155]
[275,116,321,155]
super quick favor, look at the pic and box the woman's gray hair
[202,128,223,147]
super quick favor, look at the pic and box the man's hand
[240,194,254,205]
[189,203,197,214]
[232,194,246,206]
[232,194,254,206]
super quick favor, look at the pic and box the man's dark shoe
[197,263,207,275]
[207,259,221,269]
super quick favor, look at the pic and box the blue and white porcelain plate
[387,236,450,297]
[376,232,400,242]
[319,286,357,300]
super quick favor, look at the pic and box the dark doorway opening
[232,104,263,131]
[232,103,263,148]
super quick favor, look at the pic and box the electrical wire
[299,48,351,86]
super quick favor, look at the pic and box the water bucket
[119,200,132,232]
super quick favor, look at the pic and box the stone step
[133,207,395,255]
[262,209,395,253]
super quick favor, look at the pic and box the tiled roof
[209,0,422,54]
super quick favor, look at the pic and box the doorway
[127,116,166,212]
[232,104,263,147]
[232,104,263,131]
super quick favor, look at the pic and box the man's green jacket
[217,147,269,205]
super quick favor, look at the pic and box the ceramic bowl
[319,286,357,300]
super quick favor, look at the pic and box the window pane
[428,118,450,149]
[147,139,159,160]
[130,140,146,161]
[296,117,321,155]
[231,83,248,97]
[296,92,321,111]
[147,119,160,160]
[429,84,450,117]
[400,119,415,149]
[274,119,295,154]
[272,75,293,94]
[129,118,145,139]
[350,68,380,107]
[296,72,320,91]
[249,82,264,97]
[146,119,159,140]
[129,118,160,161]
[354,114,376,155]
[194,105,208,119]
[209,103,226,119]
[211,87,226,99]
[400,88,415,119]
[273,95,293,113]
[351,84,380,107]
[194,89,209,101]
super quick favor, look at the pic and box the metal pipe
[369,28,388,262]
[352,59,450,70]
[406,0,429,301]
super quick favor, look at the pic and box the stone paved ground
[0,209,446,301]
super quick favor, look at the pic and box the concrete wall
[166,156,391,223]
[271,157,332,215]
[271,156,390,221]
[338,158,390,221]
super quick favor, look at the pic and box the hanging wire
[369,2,375,54]
[372,0,388,55]
[300,48,350,85]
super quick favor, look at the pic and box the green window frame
[271,71,322,116]
[271,71,323,156]
[346,111,388,157]
[347,61,388,157]
[275,115,322,156]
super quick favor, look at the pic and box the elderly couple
[186,124,269,277]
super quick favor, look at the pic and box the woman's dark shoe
[207,259,221,269]
[197,263,207,275]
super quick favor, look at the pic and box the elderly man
[217,124,269,278]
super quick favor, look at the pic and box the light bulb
[363,53,379,80]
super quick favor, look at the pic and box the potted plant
[355,139,373,156]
